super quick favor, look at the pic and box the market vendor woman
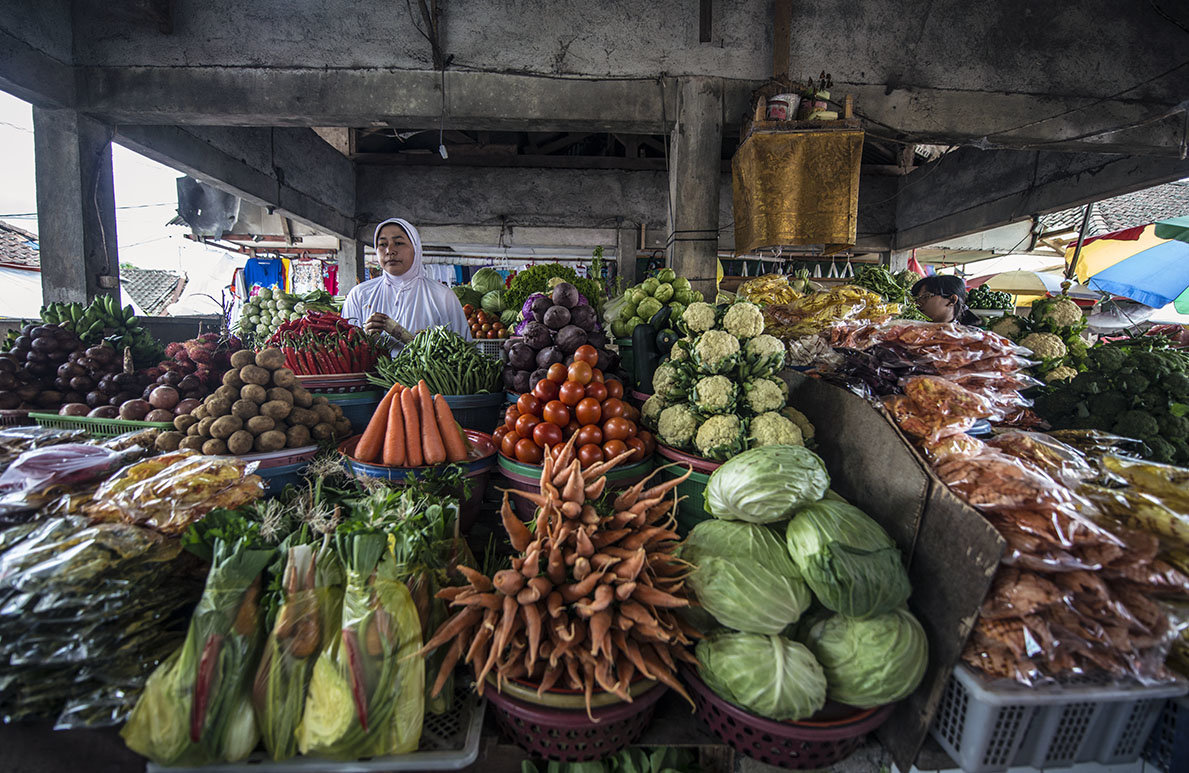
[911,275,981,325]
[342,217,471,344]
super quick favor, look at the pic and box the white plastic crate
[1145,695,1189,773]
[929,664,1186,773]
[473,338,506,361]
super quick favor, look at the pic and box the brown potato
[174,414,198,432]
[210,415,244,439]
[191,404,210,420]
[205,398,232,418]
[215,385,240,403]
[196,417,216,438]
[286,424,312,448]
[222,369,244,389]
[241,384,268,404]
[230,350,256,369]
[330,403,344,418]
[179,436,205,451]
[289,407,318,428]
[273,420,290,435]
[231,399,260,419]
[246,415,275,435]
[314,404,336,425]
[311,422,335,442]
[271,367,297,388]
[313,395,329,407]
[201,438,228,455]
[239,364,270,386]
[266,387,294,405]
[261,400,293,420]
[255,348,286,370]
[187,422,201,437]
[291,387,313,408]
[226,430,254,455]
[155,431,184,452]
[333,418,353,437]
[255,430,286,452]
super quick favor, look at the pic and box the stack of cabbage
[452,267,516,328]
[641,300,811,460]
[682,445,928,720]
[605,269,704,339]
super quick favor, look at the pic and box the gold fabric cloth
[731,129,864,254]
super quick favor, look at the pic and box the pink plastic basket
[485,682,667,762]
[682,666,894,770]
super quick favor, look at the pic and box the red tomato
[585,381,608,402]
[517,393,542,417]
[547,362,568,383]
[492,425,509,446]
[625,436,647,462]
[577,443,604,468]
[533,421,563,449]
[568,360,593,385]
[463,304,474,315]
[605,379,624,399]
[515,413,541,438]
[549,444,566,462]
[533,378,560,403]
[515,437,543,464]
[574,345,599,366]
[623,403,640,423]
[601,398,626,419]
[576,424,603,448]
[542,400,571,427]
[504,405,520,431]
[623,419,638,438]
[575,397,602,426]
[591,368,604,383]
[637,429,656,454]
[500,431,519,459]
[602,439,628,460]
[558,380,586,407]
[564,419,581,439]
[603,416,632,441]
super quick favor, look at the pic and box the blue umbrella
[1085,237,1189,310]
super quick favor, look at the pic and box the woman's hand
[365,313,414,343]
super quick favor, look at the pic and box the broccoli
[1134,389,1165,412]
[1160,372,1189,402]
[1033,389,1084,420]
[1171,437,1189,465]
[1113,410,1160,440]
[1130,350,1176,381]
[1088,346,1128,372]
[1159,413,1189,440]
[1070,372,1105,396]
[1145,436,1178,464]
[1088,391,1130,422]
[748,411,803,448]
[691,375,738,415]
[722,301,765,339]
[1118,372,1151,395]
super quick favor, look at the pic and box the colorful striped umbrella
[1066,224,1189,311]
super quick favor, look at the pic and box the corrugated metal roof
[120,267,187,316]
[0,222,39,269]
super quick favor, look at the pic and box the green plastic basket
[29,412,176,438]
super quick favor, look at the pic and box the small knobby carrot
[430,637,464,698]
[417,381,446,465]
[501,494,533,552]
[401,388,422,467]
[433,394,468,463]
[536,664,564,697]
[524,602,543,667]
[355,382,401,463]
[455,564,493,592]
[465,618,494,666]
[415,606,482,657]
[382,386,406,466]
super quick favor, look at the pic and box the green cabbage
[481,290,505,314]
[470,267,504,294]
[696,632,827,720]
[637,297,663,320]
[785,500,911,619]
[452,285,483,309]
[683,520,811,633]
[704,445,830,524]
[802,608,928,708]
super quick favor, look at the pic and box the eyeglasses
[913,292,936,306]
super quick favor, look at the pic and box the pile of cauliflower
[640,300,814,461]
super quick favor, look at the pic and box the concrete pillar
[33,107,119,304]
[616,224,638,290]
[667,77,722,298]
[335,238,359,294]
[888,249,912,272]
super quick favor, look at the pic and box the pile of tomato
[494,344,656,467]
[463,305,510,339]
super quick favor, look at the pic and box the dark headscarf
[911,275,981,325]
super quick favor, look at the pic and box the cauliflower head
[989,315,1026,342]
[658,403,702,449]
[652,361,689,401]
[742,334,786,378]
[748,411,803,448]
[641,394,669,429]
[1043,365,1078,384]
[692,329,741,375]
[1020,332,1067,360]
[670,337,694,362]
[722,301,764,339]
[782,406,815,441]
[743,377,786,414]
[1034,296,1083,330]
[682,302,718,334]
[694,413,745,460]
[692,375,737,415]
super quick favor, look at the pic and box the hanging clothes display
[291,260,323,295]
[242,257,285,291]
[322,263,339,295]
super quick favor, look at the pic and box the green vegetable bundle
[852,265,928,321]
[369,326,502,395]
[966,285,1014,311]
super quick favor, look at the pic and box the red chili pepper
[336,339,353,372]
[191,634,224,742]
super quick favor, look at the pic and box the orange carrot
[401,388,422,467]
[434,394,468,463]
[417,380,446,465]
[355,383,401,462]
[382,388,406,466]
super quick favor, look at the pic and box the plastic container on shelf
[324,390,382,434]
[497,452,654,521]
[472,338,505,361]
[930,664,1187,773]
[339,431,497,533]
[28,412,175,438]
[296,372,371,393]
[443,392,505,434]
[682,665,892,770]
[485,680,666,762]
[655,443,721,534]
[0,409,32,427]
[1145,695,1189,773]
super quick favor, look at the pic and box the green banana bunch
[40,296,163,366]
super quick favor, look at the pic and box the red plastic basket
[485,682,667,762]
[682,666,894,770]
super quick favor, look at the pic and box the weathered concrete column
[616,224,638,289]
[33,108,119,304]
[888,249,912,272]
[667,77,722,298]
[335,238,360,294]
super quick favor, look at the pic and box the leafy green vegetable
[704,445,830,524]
[785,500,911,619]
[452,284,483,309]
[505,263,604,315]
[802,608,928,708]
[470,267,505,295]
[696,631,827,720]
[683,520,811,633]
[480,290,505,315]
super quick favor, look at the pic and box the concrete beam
[33,108,119,304]
[0,6,75,108]
[114,125,355,240]
[893,148,1189,250]
[668,77,723,297]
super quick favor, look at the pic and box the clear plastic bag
[987,431,1097,488]
[0,444,144,518]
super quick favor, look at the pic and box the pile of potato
[156,348,351,455]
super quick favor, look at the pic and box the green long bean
[366,326,503,395]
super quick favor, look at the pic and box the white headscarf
[342,218,471,340]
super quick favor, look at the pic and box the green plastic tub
[28,412,175,438]
[498,452,654,521]
[655,443,722,535]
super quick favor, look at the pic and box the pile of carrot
[353,379,469,466]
